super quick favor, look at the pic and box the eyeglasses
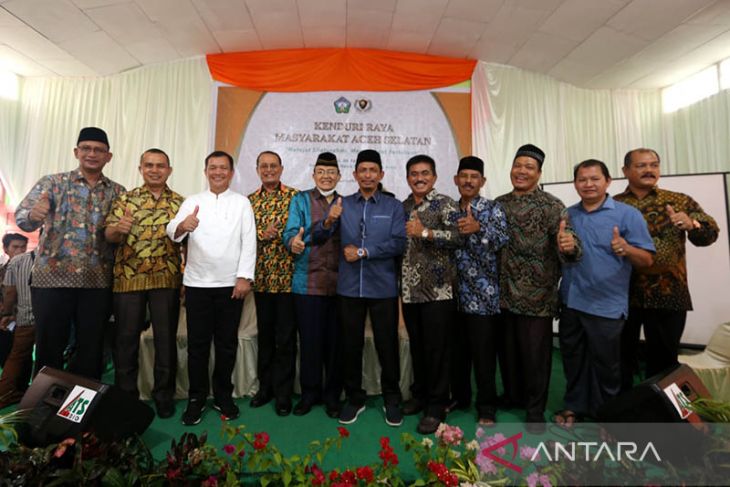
[77,145,108,155]
[315,169,339,176]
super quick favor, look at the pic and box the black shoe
[401,398,423,416]
[156,400,175,419]
[325,402,341,419]
[417,416,441,435]
[293,400,313,416]
[182,398,206,426]
[213,399,240,420]
[250,391,272,408]
[339,403,366,424]
[383,404,403,427]
[275,399,292,416]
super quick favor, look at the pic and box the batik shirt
[614,186,719,310]
[15,169,125,288]
[248,184,298,293]
[449,196,509,315]
[401,190,461,304]
[105,185,184,293]
[496,189,581,317]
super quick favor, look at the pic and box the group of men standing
[4,126,718,436]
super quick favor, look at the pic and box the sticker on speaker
[57,385,98,423]
[663,382,691,419]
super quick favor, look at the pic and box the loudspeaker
[17,366,155,447]
[597,363,710,423]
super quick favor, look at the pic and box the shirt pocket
[368,214,392,240]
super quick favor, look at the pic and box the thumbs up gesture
[611,225,629,256]
[557,219,576,255]
[324,197,343,228]
[291,227,306,254]
[406,210,427,238]
[457,203,480,235]
[666,204,693,230]
[30,190,51,222]
[116,206,135,235]
[180,205,200,233]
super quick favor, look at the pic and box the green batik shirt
[496,188,581,317]
[615,186,719,310]
[105,185,184,293]
[248,184,298,293]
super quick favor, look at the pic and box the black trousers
[0,329,13,368]
[621,307,687,390]
[338,296,401,407]
[113,288,179,403]
[559,307,623,417]
[295,294,341,406]
[402,300,453,418]
[498,310,553,417]
[31,287,112,380]
[450,312,499,418]
[254,292,297,402]
[185,286,244,402]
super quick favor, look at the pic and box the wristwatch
[357,248,366,259]
[421,228,430,239]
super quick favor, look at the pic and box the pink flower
[527,472,540,487]
[435,423,463,446]
[222,444,236,455]
[520,445,540,461]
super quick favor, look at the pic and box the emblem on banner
[355,99,372,112]
[334,96,351,113]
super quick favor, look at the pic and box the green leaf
[283,470,292,486]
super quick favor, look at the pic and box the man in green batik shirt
[496,144,581,433]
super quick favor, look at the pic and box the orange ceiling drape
[206,48,476,92]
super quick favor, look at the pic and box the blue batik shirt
[449,196,509,315]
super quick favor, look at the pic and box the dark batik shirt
[401,189,461,304]
[615,186,719,310]
[248,183,298,293]
[15,169,125,288]
[496,188,581,318]
[449,196,509,315]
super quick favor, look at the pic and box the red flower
[329,470,340,481]
[201,475,218,487]
[253,431,270,450]
[341,469,356,484]
[238,449,246,457]
[337,426,350,438]
[380,436,390,448]
[222,444,235,455]
[356,465,375,483]
[166,468,181,480]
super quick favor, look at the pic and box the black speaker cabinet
[597,363,710,423]
[17,366,155,447]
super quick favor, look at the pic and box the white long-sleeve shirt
[166,189,256,287]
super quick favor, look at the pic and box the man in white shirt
[166,150,257,425]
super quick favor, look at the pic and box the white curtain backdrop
[472,62,666,198]
[3,56,730,208]
[3,57,212,205]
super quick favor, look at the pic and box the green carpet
[2,348,569,480]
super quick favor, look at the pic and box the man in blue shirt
[315,149,406,426]
[556,159,655,426]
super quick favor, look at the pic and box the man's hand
[116,206,134,235]
[457,204,480,235]
[180,206,200,233]
[666,204,694,230]
[30,191,51,222]
[557,219,576,254]
[290,227,306,254]
[0,316,14,331]
[611,226,629,257]
[232,278,252,299]
[406,211,426,238]
[324,197,343,228]
[343,244,363,262]
[262,221,279,240]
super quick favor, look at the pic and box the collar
[207,188,231,197]
[256,182,286,194]
[141,184,171,197]
[70,168,110,186]
[577,193,614,213]
[313,188,338,200]
[356,190,380,203]
[618,185,658,199]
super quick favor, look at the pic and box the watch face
[357,248,365,257]
[421,229,429,238]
